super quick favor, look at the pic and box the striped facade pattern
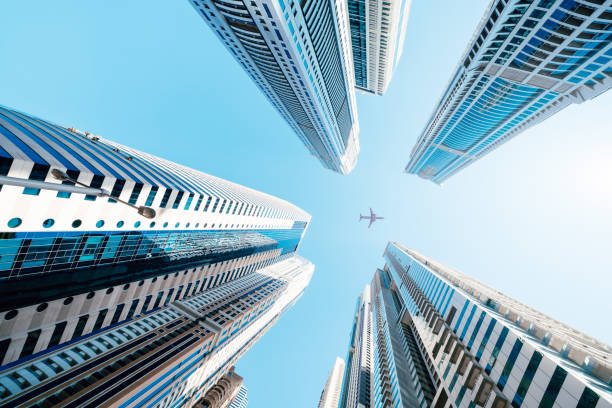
[380,242,612,408]
[0,255,312,408]
[188,0,360,174]
[406,0,612,184]
[347,0,412,95]
[0,105,314,407]
[228,385,248,408]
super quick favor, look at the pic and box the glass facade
[407,0,612,183]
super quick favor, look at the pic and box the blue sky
[1,1,611,407]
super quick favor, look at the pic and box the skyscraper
[319,357,346,408]
[189,0,360,174]
[348,0,412,95]
[0,105,313,407]
[339,286,372,408]
[228,385,248,408]
[406,0,612,184]
[340,242,612,407]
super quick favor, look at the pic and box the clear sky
[1,1,611,407]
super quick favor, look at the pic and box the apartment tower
[407,0,612,183]
[335,242,612,407]
[188,0,360,174]
[0,105,313,408]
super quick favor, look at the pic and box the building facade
[348,0,412,95]
[228,385,248,408]
[188,0,360,174]
[338,242,612,407]
[406,0,612,184]
[195,367,243,408]
[339,286,373,408]
[0,105,313,407]
[319,357,346,408]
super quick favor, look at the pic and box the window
[92,309,108,331]
[42,219,54,228]
[145,186,158,206]
[23,163,50,195]
[172,191,184,209]
[108,179,126,202]
[184,193,194,210]
[159,189,172,208]
[7,218,21,228]
[71,315,89,340]
[128,183,143,205]
[20,329,41,358]
[56,169,79,198]
[203,196,213,212]
[110,304,125,325]
[193,195,203,211]
[85,175,104,201]
[72,219,82,228]
[539,366,567,408]
[498,339,523,391]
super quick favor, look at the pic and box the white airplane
[360,208,384,228]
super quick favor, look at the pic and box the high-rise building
[0,105,313,407]
[339,286,372,408]
[406,0,612,184]
[188,0,360,174]
[228,385,248,408]
[319,357,346,408]
[347,0,412,95]
[342,241,612,407]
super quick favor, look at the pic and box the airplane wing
[368,218,374,228]
[370,207,375,218]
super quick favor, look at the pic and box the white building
[188,0,360,174]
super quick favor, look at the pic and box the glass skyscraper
[406,0,612,184]
[188,0,360,174]
[0,105,313,407]
[336,242,612,408]
[347,0,412,95]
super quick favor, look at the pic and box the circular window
[134,221,141,228]
[174,272,179,277]
[8,218,22,228]
[195,223,199,228]
[149,221,155,228]
[211,224,215,228]
[96,220,104,228]
[4,310,17,320]
[86,292,95,299]
[204,223,208,228]
[175,222,180,228]
[138,280,144,286]
[72,219,82,228]
[152,277,157,283]
[36,303,48,312]
[63,297,73,305]
[106,288,114,294]
[186,223,190,228]
[123,284,130,290]
[117,220,124,228]
[183,271,188,275]
[163,275,168,280]
[43,219,55,228]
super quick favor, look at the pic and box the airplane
[360,208,384,228]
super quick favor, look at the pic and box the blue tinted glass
[498,339,523,390]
